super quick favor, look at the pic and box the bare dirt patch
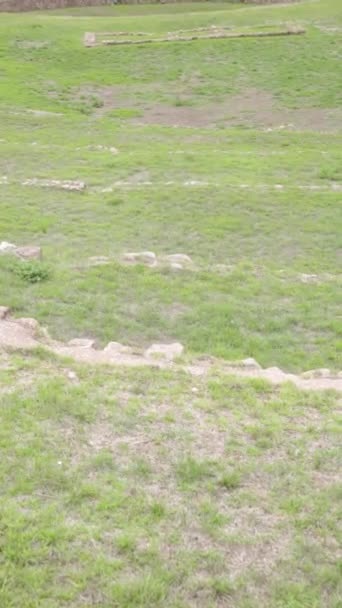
[137,89,342,132]
[55,84,341,131]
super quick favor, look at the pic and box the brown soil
[64,85,341,132]
[137,89,342,132]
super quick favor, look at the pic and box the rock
[66,370,79,382]
[0,306,10,319]
[15,246,41,261]
[92,145,119,155]
[103,341,133,355]
[264,367,286,381]
[302,368,331,379]
[0,241,16,253]
[67,338,95,349]
[241,357,261,370]
[165,254,193,266]
[300,273,318,284]
[170,263,183,270]
[84,32,96,47]
[123,251,157,267]
[145,342,184,361]
[16,317,40,332]
[88,256,110,266]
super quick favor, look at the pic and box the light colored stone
[84,32,96,47]
[302,368,331,379]
[0,319,38,349]
[241,357,261,370]
[165,254,193,266]
[22,178,85,192]
[0,306,10,319]
[0,241,16,253]
[66,370,79,382]
[145,342,184,361]
[170,263,183,270]
[88,256,110,266]
[123,251,157,267]
[15,246,41,261]
[16,318,40,332]
[300,273,318,284]
[92,145,119,155]
[103,341,133,355]
[67,338,95,348]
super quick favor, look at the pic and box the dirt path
[0,309,341,392]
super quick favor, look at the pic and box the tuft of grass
[176,456,216,487]
[219,469,241,490]
[10,260,51,284]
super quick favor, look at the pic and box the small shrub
[176,456,215,486]
[212,577,235,598]
[11,260,51,284]
[219,470,241,490]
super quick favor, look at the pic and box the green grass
[0,3,341,373]
[0,350,341,607]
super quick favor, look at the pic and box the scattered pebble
[22,178,85,191]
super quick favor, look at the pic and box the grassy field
[0,0,341,371]
[0,1,341,606]
[0,349,341,607]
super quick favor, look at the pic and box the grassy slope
[0,0,341,373]
[0,3,342,607]
[0,349,341,607]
